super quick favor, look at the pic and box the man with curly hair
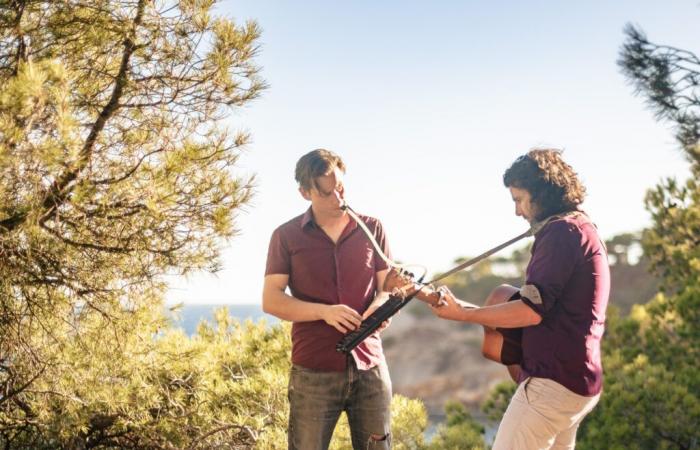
[431,149,610,449]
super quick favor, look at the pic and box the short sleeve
[265,227,291,276]
[372,219,392,272]
[522,221,580,317]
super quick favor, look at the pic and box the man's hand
[430,286,473,321]
[320,304,362,334]
[361,303,393,334]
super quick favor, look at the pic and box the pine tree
[576,24,700,450]
[0,0,266,446]
[619,24,700,293]
[427,401,485,450]
[0,4,436,447]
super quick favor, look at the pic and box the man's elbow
[262,292,274,315]
[261,287,275,314]
[514,299,543,327]
[262,287,286,317]
[527,310,543,326]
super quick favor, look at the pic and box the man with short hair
[431,149,610,449]
[263,149,393,450]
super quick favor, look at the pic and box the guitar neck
[382,268,479,309]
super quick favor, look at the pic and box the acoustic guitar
[479,284,523,381]
[384,269,523,381]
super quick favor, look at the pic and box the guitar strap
[425,210,586,284]
[342,203,570,286]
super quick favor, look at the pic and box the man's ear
[299,186,312,201]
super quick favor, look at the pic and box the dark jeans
[287,358,392,450]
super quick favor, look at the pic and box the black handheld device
[335,291,418,354]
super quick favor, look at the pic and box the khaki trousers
[492,377,600,450]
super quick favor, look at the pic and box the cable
[342,204,428,280]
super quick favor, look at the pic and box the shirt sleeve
[372,219,392,272]
[265,227,291,276]
[522,221,581,317]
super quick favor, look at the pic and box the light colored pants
[492,377,600,450]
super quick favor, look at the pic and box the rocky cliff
[382,308,511,417]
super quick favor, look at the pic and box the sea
[168,303,278,335]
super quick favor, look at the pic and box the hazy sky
[166,1,700,305]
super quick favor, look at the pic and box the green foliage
[578,352,700,450]
[1,309,291,448]
[389,395,430,450]
[427,401,485,450]
[578,287,700,449]
[0,0,269,447]
[574,24,700,450]
[618,24,700,163]
[619,24,700,294]
[329,395,428,450]
[642,176,700,292]
[481,381,517,423]
[0,308,432,449]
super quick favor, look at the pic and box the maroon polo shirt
[265,208,391,372]
[518,212,610,396]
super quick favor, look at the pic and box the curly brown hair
[503,149,586,221]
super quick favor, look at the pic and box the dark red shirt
[265,208,391,371]
[519,212,610,396]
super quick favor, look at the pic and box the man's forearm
[450,299,541,328]
[262,287,326,322]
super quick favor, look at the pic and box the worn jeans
[492,377,601,450]
[287,358,392,450]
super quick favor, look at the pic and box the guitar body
[482,284,523,381]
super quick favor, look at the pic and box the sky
[166,0,700,305]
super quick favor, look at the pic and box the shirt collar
[300,207,358,234]
[301,207,315,229]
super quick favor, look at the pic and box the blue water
[168,304,279,335]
